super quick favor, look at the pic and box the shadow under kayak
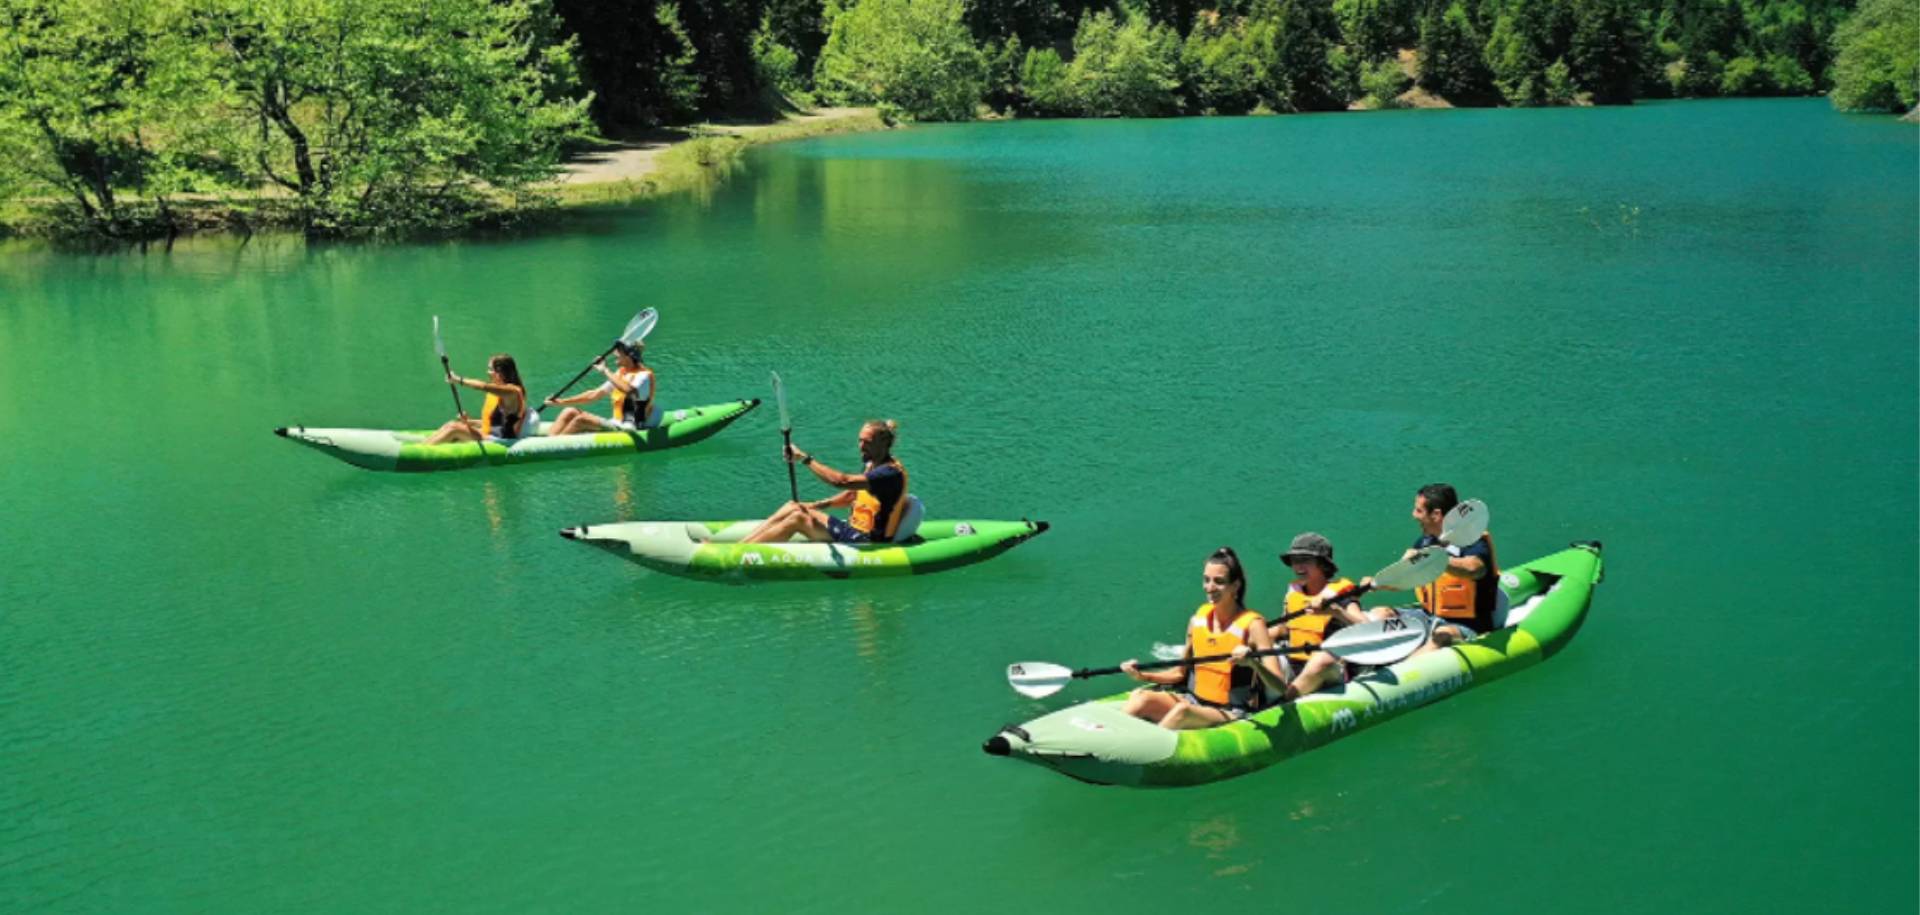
[984,542,1604,787]
[273,399,759,472]
[559,518,1050,581]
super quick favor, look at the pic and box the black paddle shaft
[1077,646,1289,679]
[440,356,471,420]
[782,428,800,503]
[541,341,619,406]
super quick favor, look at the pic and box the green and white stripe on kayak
[274,399,760,472]
[984,542,1604,787]
[560,518,1050,581]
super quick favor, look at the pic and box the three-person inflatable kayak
[273,399,759,472]
[559,518,1050,580]
[983,542,1603,787]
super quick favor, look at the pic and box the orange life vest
[848,459,909,540]
[611,368,655,424]
[479,386,525,438]
[1416,533,1499,622]
[1281,576,1355,659]
[1185,604,1263,707]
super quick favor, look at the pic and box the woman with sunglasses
[425,353,528,445]
[1118,547,1291,729]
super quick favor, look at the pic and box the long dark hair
[488,353,524,389]
[1207,546,1249,607]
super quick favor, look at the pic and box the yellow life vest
[1416,533,1499,623]
[479,386,525,438]
[848,459,909,540]
[1281,576,1354,659]
[611,368,655,423]
[1185,604,1263,707]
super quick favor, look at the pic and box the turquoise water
[1,98,1914,911]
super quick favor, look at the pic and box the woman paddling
[543,341,657,435]
[1118,547,1290,730]
[426,353,528,445]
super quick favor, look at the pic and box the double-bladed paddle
[531,307,658,425]
[1008,609,1446,700]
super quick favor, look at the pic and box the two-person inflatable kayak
[983,542,1603,787]
[273,399,759,472]
[559,518,1050,580]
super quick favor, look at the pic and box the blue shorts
[826,516,871,544]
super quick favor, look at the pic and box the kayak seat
[891,496,925,541]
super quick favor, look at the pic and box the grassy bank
[552,108,890,208]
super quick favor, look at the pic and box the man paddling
[742,420,910,544]
[1380,483,1502,644]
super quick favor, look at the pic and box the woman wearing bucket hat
[543,340,658,435]
[1274,532,1379,700]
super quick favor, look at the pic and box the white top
[592,370,652,400]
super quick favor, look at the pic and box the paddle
[1010,615,1445,700]
[532,307,658,424]
[1318,499,1490,605]
[771,371,799,503]
[432,315,472,424]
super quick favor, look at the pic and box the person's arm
[549,381,610,408]
[1121,656,1186,687]
[809,491,857,509]
[452,375,522,397]
[597,363,634,394]
[787,446,873,490]
[1238,619,1291,693]
[1446,538,1491,579]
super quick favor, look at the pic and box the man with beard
[742,419,911,544]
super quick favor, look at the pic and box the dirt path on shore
[556,107,876,186]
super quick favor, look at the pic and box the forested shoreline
[1,0,1912,241]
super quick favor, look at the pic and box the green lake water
[2,98,1914,912]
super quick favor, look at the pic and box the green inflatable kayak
[273,399,759,472]
[559,517,1050,580]
[983,542,1604,787]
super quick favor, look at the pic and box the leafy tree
[1360,56,1410,105]
[1064,9,1181,116]
[1829,0,1918,111]
[0,0,225,233]
[1542,56,1578,102]
[1181,11,1264,114]
[985,34,1024,111]
[203,0,591,234]
[1018,45,1075,114]
[1418,1,1498,104]
[1765,51,1815,93]
[753,12,813,104]
[1569,0,1643,103]
[813,0,986,120]
[1256,0,1344,112]
[656,2,706,121]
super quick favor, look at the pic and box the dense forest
[0,0,1912,239]
[565,0,1913,122]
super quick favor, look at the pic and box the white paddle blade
[1007,661,1074,699]
[1150,642,1185,662]
[1373,545,1451,590]
[1322,610,1434,666]
[770,371,791,432]
[432,315,447,359]
[1441,499,1488,546]
[622,307,658,344]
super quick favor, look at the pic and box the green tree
[1569,0,1643,103]
[1064,9,1181,116]
[1256,0,1344,112]
[1829,0,1918,111]
[1417,1,1498,105]
[1181,11,1263,114]
[813,0,987,120]
[1360,56,1409,106]
[752,12,812,105]
[655,2,705,121]
[0,0,226,234]
[203,0,591,235]
[1017,45,1074,114]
